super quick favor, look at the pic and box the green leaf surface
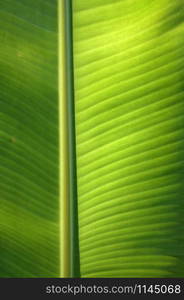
[73,0,184,277]
[1,0,184,278]
[0,0,59,277]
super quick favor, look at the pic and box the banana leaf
[0,0,59,277]
[1,0,184,278]
[73,0,184,278]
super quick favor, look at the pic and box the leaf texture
[1,0,184,278]
[0,0,59,277]
[73,0,184,277]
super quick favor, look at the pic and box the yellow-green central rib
[59,0,80,278]
[58,0,70,277]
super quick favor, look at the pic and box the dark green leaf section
[0,0,59,277]
[73,0,184,277]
